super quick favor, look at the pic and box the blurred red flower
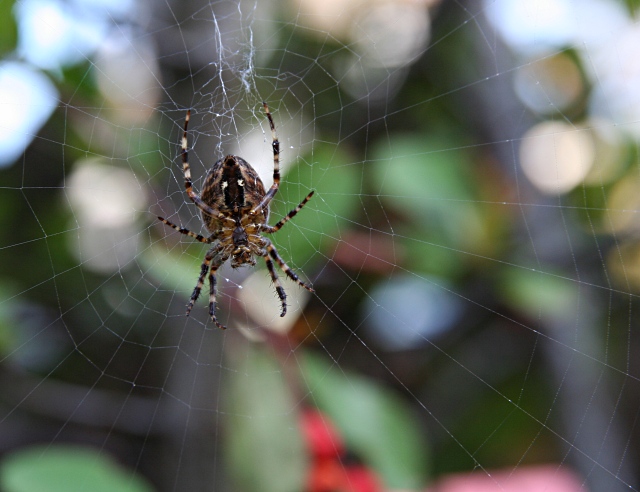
[301,408,382,492]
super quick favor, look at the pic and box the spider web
[1,0,639,491]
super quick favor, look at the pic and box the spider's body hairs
[158,103,314,329]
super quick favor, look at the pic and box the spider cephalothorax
[158,103,314,329]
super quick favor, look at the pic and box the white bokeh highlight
[520,122,594,195]
[0,62,58,167]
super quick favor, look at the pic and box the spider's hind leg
[208,259,227,330]
[187,256,210,317]
[260,238,314,318]
[187,244,227,329]
[265,241,314,293]
[264,255,288,317]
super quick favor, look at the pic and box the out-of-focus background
[1,0,639,491]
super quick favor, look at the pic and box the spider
[158,102,314,329]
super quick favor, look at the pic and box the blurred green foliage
[0,445,153,492]
[224,347,308,492]
[0,0,17,56]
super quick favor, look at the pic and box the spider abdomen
[200,155,267,232]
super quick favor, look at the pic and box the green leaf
[224,346,307,492]
[139,239,208,302]
[370,134,485,251]
[0,0,17,56]
[0,445,154,492]
[500,267,579,323]
[303,353,430,489]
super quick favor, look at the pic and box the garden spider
[158,103,314,329]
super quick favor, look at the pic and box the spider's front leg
[250,102,281,215]
[157,216,210,243]
[260,190,315,234]
[180,110,228,220]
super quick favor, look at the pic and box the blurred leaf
[0,282,19,356]
[270,142,361,267]
[370,134,486,253]
[139,240,206,302]
[0,445,154,492]
[224,346,307,492]
[0,0,17,56]
[500,267,579,322]
[402,235,467,278]
[61,63,98,101]
[303,353,430,489]
[624,0,640,15]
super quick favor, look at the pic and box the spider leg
[251,102,280,214]
[208,257,227,330]
[264,255,288,317]
[180,110,226,219]
[186,244,224,323]
[187,255,212,317]
[261,190,314,234]
[157,216,211,243]
[264,238,314,292]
